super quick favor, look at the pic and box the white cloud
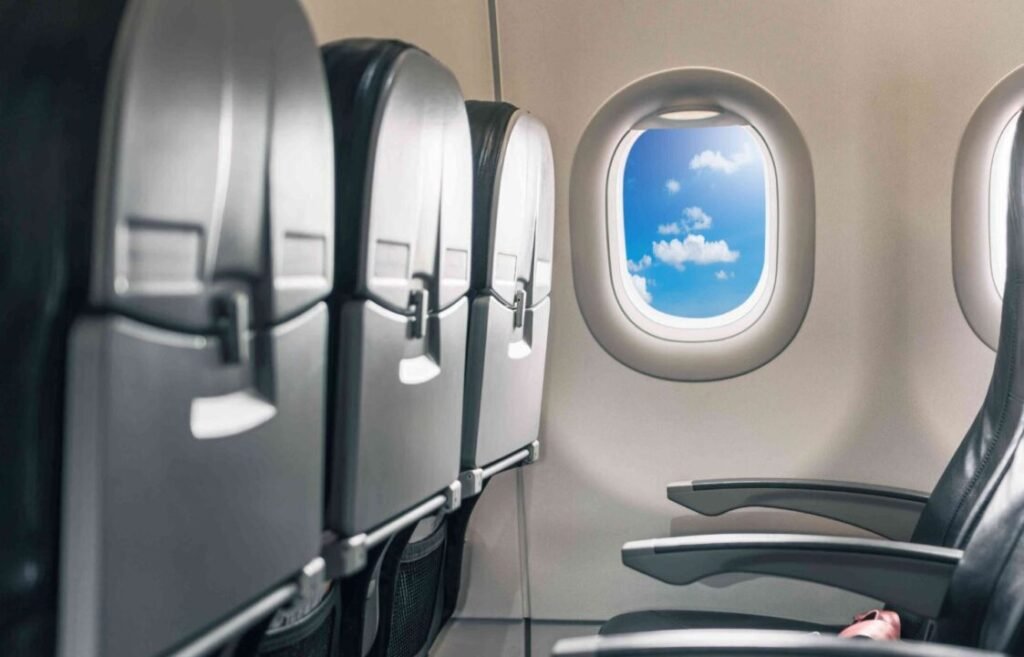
[652,234,740,270]
[682,206,712,231]
[689,143,755,174]
[665,178,681,194]
[715,269,735,280]
[631,275,653,303]
[657,206,713,235]
[627,254,652,273]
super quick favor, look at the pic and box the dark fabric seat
[600,414,1024,654]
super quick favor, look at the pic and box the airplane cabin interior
[10,2,1024,657]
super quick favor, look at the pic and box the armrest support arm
[553,629,1000,657]
[669,479,930,540]
[623,534,961,618]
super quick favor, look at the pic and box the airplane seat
[1,0,335,656]
[560,427,1024,656]
[318,39,473,657]
[599,109,1024,640]
[459,100,554,474]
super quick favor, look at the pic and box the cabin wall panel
[496,0,1022,623]
[450,470,527,620]
[431,619,526,657]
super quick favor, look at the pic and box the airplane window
[951,66,1024,351]
[572,68,814,380]
[989,110,1020,299]
[617,121,773,327]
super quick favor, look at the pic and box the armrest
[552,629,1000,657]
[623,534,961,618]
[669,479,930,540]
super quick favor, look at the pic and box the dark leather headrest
[466,101,554,308]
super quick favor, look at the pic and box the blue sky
[623,125,767,318]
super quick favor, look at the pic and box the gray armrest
[623,534,961,617]
[552,629,1000,657]
[669,479,930,540]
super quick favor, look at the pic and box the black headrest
[467,100,521,292]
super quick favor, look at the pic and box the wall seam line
[487,0,503,100]
[516,467,533,621]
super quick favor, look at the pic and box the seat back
[936,441,1024,652]
[914,113,1024,550]
[933,112,1024,653]
[461,101,555,469]
[46,1,334,655]
[322,40,473,538]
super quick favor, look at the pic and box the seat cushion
[600,610,845,636]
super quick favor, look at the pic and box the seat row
[3,1,552,656]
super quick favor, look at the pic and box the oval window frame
[952,66,1024,351]
[570,68,815,381]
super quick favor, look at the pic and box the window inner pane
[622,125,769,319]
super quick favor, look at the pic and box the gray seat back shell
[462,102,555,469]
[322,41,472,537]
[357,53,473,313]
[58,1,334,656]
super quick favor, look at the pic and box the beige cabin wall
[296,0,1024,634]
[495,0,1024,624]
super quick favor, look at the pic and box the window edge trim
[952,65,1024,351]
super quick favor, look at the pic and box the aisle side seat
[322,39,473,545]
[557,430,1024,656]
[460,101,555,482]
[317,39,474,657]
[54,0,334,655]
